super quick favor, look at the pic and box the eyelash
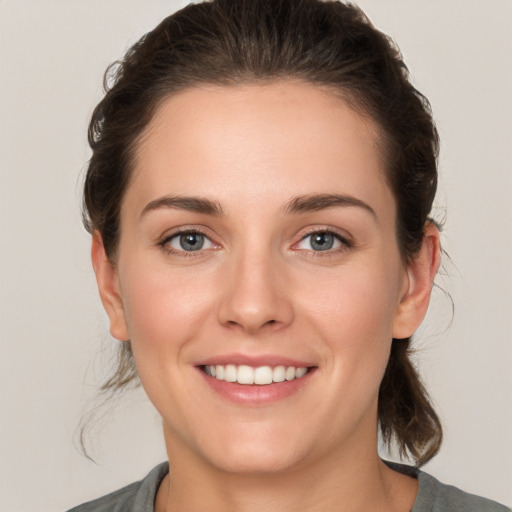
[158,228,353,257]
[158,228,217,257]
[294,228,353,255]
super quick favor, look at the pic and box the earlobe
[91,232,130,341]
[392,223,441,340]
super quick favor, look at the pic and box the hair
[83,0,442,465]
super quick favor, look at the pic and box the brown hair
[83,0,442,465]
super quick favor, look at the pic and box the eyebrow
[139,193,376,220]
[140,195,224,218]
[283,193,377,219]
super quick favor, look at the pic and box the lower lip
[197,367,315,405]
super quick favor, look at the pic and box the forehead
[126,81,393,217]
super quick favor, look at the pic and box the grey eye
[167,232,214,252]
[309,232,335,251]
[296,231,344,252]
[179,233,204,251]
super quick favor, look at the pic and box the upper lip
[194,354,316,368]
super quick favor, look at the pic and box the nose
[216,247,294,334]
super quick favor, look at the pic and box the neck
[155,425,418,512]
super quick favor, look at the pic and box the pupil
[311,233,333,251]
[180,233,204,251]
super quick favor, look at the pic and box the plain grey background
[1,1,511,511]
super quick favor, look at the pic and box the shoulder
[66,462,169,512]
[384,461,510,512]
[415,471,510,512]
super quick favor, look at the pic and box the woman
[69,0,509,511]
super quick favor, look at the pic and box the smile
[203,364,309,385]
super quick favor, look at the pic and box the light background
[0,1,511,510]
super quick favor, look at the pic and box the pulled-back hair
[83,0,442,465]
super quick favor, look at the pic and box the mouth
[202,364,310,385]
[197,359,317,405]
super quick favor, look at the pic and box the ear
[392,222,441,340]
[91,231,130,341]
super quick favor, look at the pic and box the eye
[162,230,216,253]
[295,231,349,252]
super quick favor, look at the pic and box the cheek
[299,261,403,383]
[118,261,214,360]
[301,261,402,339]
[116,262,219,418]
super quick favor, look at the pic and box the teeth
[273,365,286,382]
[224,364,237,382]
[285,366,296,381]
[254,366,273,385]
[295,367,308,378]
[237,365,254,384]
[204,364,309,385]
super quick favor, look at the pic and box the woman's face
[96,81,431,474]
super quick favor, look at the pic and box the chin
[209,442,306,475]
[178,419,314,475]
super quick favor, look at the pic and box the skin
[92,81,440,512]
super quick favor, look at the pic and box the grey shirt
[67,461,510,512]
